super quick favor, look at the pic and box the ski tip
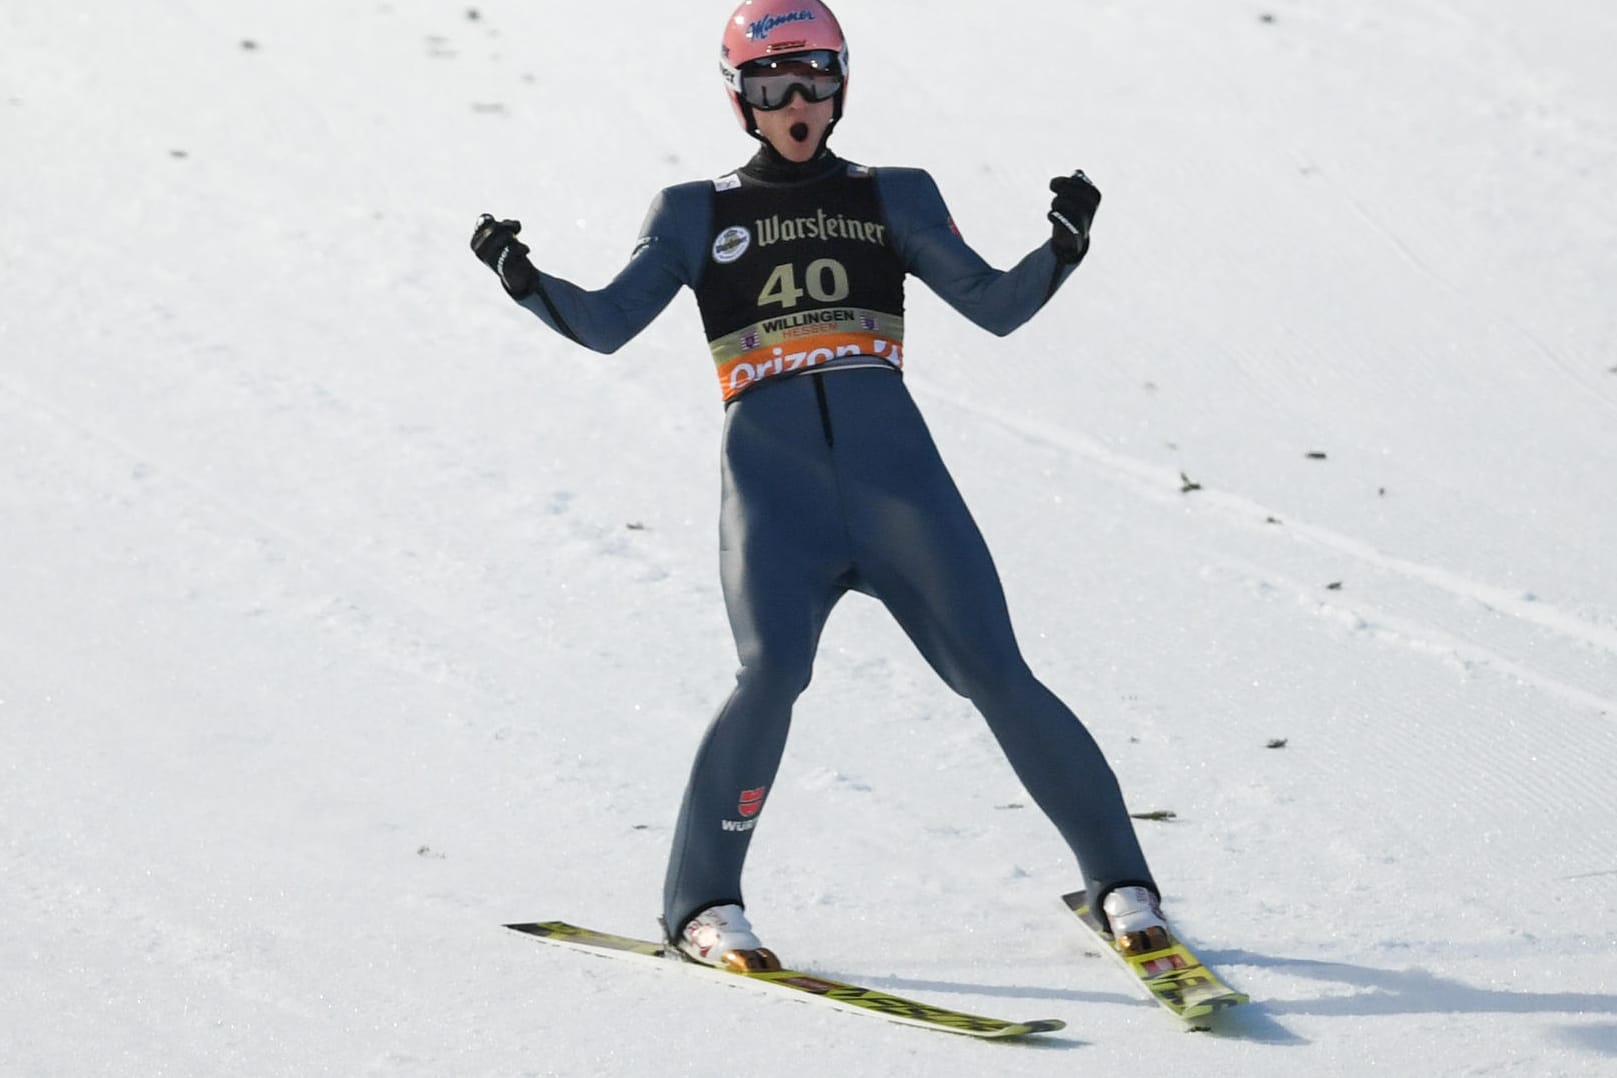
[963,1017,1067,1039]
[1180,994,1251,1020]
[505,921,571,936]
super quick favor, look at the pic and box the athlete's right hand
[471,214,539,297]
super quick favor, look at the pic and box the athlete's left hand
[471,214,539,297]
[1048,171,1101,264]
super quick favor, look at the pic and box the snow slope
[3,1,1615,1074]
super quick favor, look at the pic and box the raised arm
[876,167,1099,337]
[470,183,712,354]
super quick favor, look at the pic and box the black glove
[471,214,539,297]
[1047,171,1101,264]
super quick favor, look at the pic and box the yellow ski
[507,920,1066,1039]
[1062,891,1249,1020]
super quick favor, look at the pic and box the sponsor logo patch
[708,310,906,401]
[712,225,751,264]
[753,208,886,248]
[749,10,816,41]
[738,786,767,818]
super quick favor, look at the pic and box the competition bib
[695,165,906,401]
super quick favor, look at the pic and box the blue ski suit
[508,150,1156,936]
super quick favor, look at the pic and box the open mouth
[790,122,810,143]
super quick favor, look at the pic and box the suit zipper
[812,374,835,447]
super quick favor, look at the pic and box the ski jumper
[512,151,1157,935]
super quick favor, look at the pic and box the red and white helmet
[719,0,850,135]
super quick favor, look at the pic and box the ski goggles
[737,50,844,110]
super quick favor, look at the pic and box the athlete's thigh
[718,383,849,668]
[829,383,1024,689]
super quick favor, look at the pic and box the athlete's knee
[937,647,1034,705]
[734,651,816,703]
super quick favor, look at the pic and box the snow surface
[4,1,1616,1074]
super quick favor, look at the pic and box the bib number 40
[758,258,850,310]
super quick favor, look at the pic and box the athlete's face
[753,93,835,163]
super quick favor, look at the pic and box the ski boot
[675,904,781,972]
[1102,885,1171,956]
